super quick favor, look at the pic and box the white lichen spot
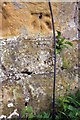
[7,103,14,108]
[25,97,30,103]
[7,109,19,119]
[0,115,6,119]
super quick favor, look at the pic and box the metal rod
[48,1,56,120]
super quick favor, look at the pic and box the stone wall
[0,1,80,117]
[0,35,79,116]
[1,2,79,40]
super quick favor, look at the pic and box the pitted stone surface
[0,1,80,117]
[0,35,79,115]
[0,2,78,40]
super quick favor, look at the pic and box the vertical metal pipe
[48,0,56,119]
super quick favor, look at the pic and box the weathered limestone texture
[0,1,80,116]
[1,2,78,40]
[0,35,79,116]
